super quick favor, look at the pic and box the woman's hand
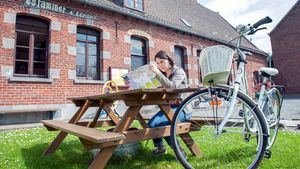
[149,63,161,75]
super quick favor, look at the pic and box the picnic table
[41,88,202,169]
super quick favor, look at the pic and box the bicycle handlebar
[253,16,272,29]
[234,16,273,38]
[247,27,267,35]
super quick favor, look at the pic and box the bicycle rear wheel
[261,88,282,149]
[170,87,268,169]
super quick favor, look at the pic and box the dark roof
[74,0,267,55]
[270,0,299,34]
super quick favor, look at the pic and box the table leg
[159,105,202,157]
[69,100,92,123]
[103,103,120,125]
[113,106,142,132]
[158,105,174,121]
[42,132,68,155]
[42,100,91,155]
[136,113,149,128]
[89,106,142,168]
[180,133,202,157]
[88,101,104,128]
[88,146,118,169]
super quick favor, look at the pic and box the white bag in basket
[200,45,234,86]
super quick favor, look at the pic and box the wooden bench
[41,120,125,143]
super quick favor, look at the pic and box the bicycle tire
[170,86,268,169]
[261,88,282,149]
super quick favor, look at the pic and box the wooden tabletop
[70,87,201,101]
[69,87,201,107]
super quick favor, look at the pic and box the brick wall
[0,0,266,108]
[270,1,300,94]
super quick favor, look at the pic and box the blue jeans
[147,105,191,147]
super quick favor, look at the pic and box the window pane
[87,66,98,80]
[88,44,97,55]
[131,56,145,70]
[131,45,143,55]
[34,49,46,61]
[76,52,86,78]
[16,15,49,31]
[87,35,97,42]
[77,42,86,54]
[33,26,48,34]
[15,61,28,74]
[16,24,32,31]
[76,65,85,77]
[33,63,46,75]
[77,33,86,41]
[136,0,143,10]
[15,47,29,60]
[174,47,184,69]
[127,0,135,8]
[76,54,85,66]
[136,3,143,10]
[131,38,144,55]
[16,32,30,46]
[34,34,47,48]
[88,55,97,66]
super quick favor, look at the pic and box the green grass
[0,126,299,169]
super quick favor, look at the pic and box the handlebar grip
[253,16,272,28]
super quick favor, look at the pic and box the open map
[122,64,161,89]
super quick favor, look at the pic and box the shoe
[152,145,167,155]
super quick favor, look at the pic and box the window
[76,26,100,80]
[131,37,147,70]
[174,46,185,69]
[125,0,144,11]
[196,49,202,83]
[14,15,49,77]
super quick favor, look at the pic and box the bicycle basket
[200,45,234,86]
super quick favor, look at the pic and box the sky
[196,0,298,54]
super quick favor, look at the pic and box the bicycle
[170,17,274,169]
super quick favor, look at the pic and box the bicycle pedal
[221,129,227,133]
[264,150,272,159]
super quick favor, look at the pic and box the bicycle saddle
[259,67,278,76]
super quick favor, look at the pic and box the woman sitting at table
[148,50,190,155]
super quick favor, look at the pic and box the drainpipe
[267,54,272,68]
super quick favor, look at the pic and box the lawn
[0,125,299,169]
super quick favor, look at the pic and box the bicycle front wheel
[170,87,268,169]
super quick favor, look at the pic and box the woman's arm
[155,68,187,88]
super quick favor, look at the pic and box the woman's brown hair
[154,50,175,67]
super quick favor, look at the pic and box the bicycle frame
[258,76,283,126]
[216,36,269,136]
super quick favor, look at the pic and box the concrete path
[281,95,300,120]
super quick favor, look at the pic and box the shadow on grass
[21,141,177,169]
[21,140,92,169]
[107,147,177,169]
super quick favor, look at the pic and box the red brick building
[270,0,300,94]
[0,0,267,124]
